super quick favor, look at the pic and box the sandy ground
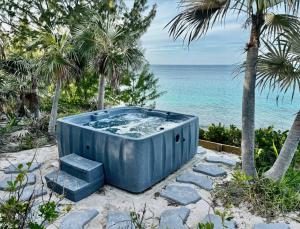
[0,145,299,229]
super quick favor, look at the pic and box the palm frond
[283,31,300,56]
[256,0,283,12]
[35,31,80,83]
[166,0,231,44]
[0,59,32,77]
[283,0,300,14]
[75,11,145,88]
[262,13,300,39]
[257,38,300,100]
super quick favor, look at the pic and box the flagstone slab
[197,146,207,155]
[193,164,227,177]
[176,171,213,191]
[253,223,290,229]
[159,207,190,229]
[60,209,99,229]
[205,156,237,166]
[0,174,36,190]
[19,186,47,201]
[4,162,42,174]
[160,185,201,205]
[201,214,236,229]
[106,212,135,229]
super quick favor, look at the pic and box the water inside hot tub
[84,113,183,138]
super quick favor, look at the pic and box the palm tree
[257,35,300,181]
[35,31,79,136]
[167,0,300,176]
[76,13,144,110]
[0,58,41,118]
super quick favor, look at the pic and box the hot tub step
[45,170,103,202]
[60,154,104,182]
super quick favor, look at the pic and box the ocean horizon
[150,64,300,130]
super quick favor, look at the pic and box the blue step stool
[45,154,104,202]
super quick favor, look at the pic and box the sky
[139,0,250,65]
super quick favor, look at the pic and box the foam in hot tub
[50,107,199,196]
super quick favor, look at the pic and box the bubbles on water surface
[85,113,182,138]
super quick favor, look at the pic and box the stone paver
[2,186,47,201]
[193,164,227,177]
[159,207,190,229]
[160,185,201,205]
[19,186,47,201]
[60,209,99,229]
[253,223,290,229]
[106,212,135,229]
[205,156,237,166]
[0,174,36,190]
[201,214,236,229]
[197,146,207,155]
[176,171,213,191]
[4,162,42,174]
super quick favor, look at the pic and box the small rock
[160,185,201,205]
[197,146,207,155]
[4,162,42,174]
[159,207,190,229]
[176,171,213,191]
[253,223,290,229]
[60,209,99,229]
[193,164,227,177]
[205,155,237,166]
[106,212,135,229]
[201,214,236,229]
[0,174,36,191]
[2,142,20,152]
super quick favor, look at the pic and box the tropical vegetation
[0,0,162,144]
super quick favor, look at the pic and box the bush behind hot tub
[200,124,300,181]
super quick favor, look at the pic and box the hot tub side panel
[57,117,199,193]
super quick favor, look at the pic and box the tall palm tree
[76,13,144,110]
[257,35,300,181]
[35,31,78,136]
[167,0,300,176]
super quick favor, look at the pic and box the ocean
[150,65,300,130]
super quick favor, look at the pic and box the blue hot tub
[57,107,199,193]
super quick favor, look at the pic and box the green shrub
[254,127,288,172]
[0,162,60,228]
[213,170,300,219]
[106,65,165,108]
[202,123,229,144]
[200,124,300,174]
[20,134,35,150]
[200,123,241,147]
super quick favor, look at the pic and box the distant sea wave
[150,65,300,130]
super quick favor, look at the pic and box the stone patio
[0,145,298,229]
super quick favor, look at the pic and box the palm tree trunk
[264,111,300,181]
[31,75,40,119]
[97,74,105,110]
[241,16,262,177]
[48,78,62,136]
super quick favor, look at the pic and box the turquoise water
[150,65,300,130]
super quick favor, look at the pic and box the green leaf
[272,140,279,158]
